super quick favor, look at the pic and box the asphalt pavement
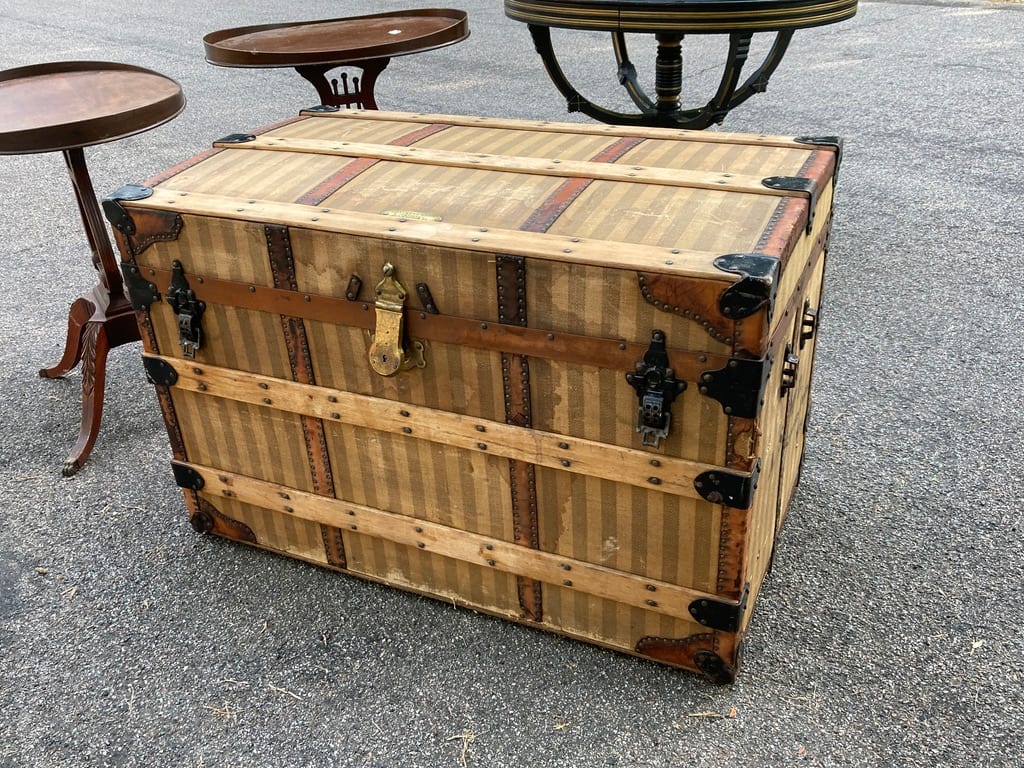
[1,1,1022,766]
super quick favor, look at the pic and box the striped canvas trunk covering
[105,110,838,683]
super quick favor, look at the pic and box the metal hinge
[166,261,205,359]
[626,330,687,448]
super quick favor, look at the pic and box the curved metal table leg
[529,24,798,129]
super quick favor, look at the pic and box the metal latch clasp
[626,330,686,448]
[368,263,425,376]
[166,260,205,358]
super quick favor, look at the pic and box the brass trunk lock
[368,262,426,376]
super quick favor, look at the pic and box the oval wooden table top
[204,9,470,68]
[0,61,185,155]
[505,0,859,32]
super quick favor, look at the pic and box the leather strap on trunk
[266,223,347,569]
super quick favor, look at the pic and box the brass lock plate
[368,263,426,376]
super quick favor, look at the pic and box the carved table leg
[59,298,140,476]
[38,296,95,379]
[295,58,391,109]
[37,147,141,476]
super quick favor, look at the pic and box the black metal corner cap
[102,184,153,235]
[795,135,844,173]
[713,253,780,320]
[142,356,179,387]
[214,133,256,145]
[698,356,771,419]
[302,104,341,113]
[688,584,750,634]
[171,461,204,491]
[694,460,760,510]
[693,649,736,685]
[762,175,818,233]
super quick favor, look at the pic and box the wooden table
[504,0,859,128]
[0,61,185,476]
[204,9,469,109]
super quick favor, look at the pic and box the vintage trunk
[105,109,838,683]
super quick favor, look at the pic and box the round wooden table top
[505,0,859,33]
[0,61,185,155]
[204,9,470,68]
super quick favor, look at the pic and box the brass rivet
[284,506,294,513]
[478,443,488,451]
[476,425,486,433]
[561,564,571,571]
[563,580,573,587]
[646,599,658,607]
[402,427,413,434]
[400,410,410,417]
[648,477,662,485]
[646,585,656,592]
[414,527,423,533]
[331,412,341,419]
[259,383,269,389]
[417,542,425,548]
[650,459,661,467]
[263,398,272,405]
[248,286,256,293]
[485,544,494,550]
[561,459,571,467]
[197,383,207,392]
[487,559,496,566]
